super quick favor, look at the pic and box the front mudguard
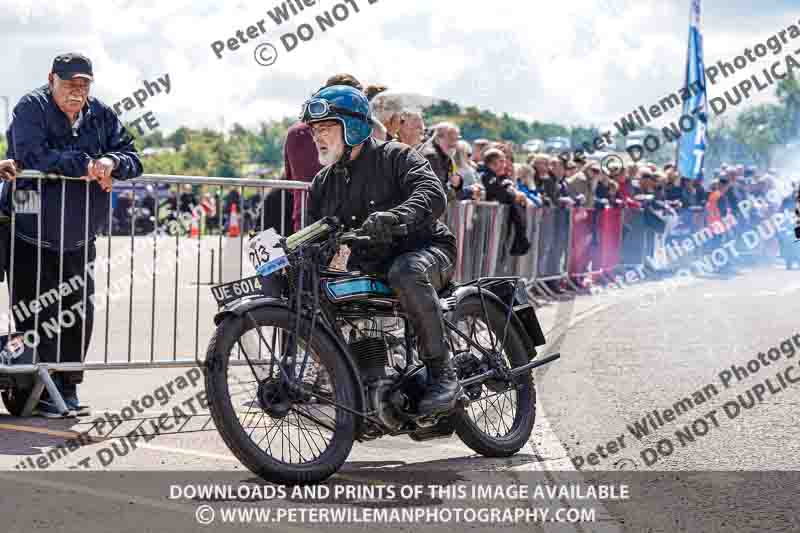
[210,296,369,438]
[449,285,545,358]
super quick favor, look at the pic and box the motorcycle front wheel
[204,306,358,485]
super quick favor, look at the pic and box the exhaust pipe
[509,352,561,376]
[459,352,561,387]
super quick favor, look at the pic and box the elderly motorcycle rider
[302,84,463,415]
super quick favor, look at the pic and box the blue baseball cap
[51,53,93,81]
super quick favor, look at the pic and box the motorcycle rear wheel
[448,296,537,457]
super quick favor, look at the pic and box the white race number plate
[248,228,289,277]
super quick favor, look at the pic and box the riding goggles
[299,98,369,123]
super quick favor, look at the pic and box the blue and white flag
[677,0,709,181]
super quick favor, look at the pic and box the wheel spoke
[453,307,531,441]
[294,411,324,458]
[291,405,338,434]
[280,418,308,463]
[219,316,349,471]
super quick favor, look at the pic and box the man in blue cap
[5,53,143,417]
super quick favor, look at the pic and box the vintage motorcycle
[202,216,560,485]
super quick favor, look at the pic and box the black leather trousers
[387,246,456,362]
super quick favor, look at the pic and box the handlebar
[339,223,408,244]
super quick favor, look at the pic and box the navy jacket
[6,85,143,250]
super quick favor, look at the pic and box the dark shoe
[35,399,71,419]
[417,356,464,416]
[62,385,91,417]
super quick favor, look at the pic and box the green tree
[732,104,784,166]
[422,100,461,124]
[167,127,190,149]
[529,121,569,141]
[569,126,600,150]
[252,121,288,165]
[211,139,244,177]
[142,150,185,175]
[183,137,211,173]
[136,130,165,149]
[776,75,800,139]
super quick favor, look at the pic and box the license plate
[211,275,264,306]
[248,228,288,277]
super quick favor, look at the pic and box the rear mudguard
[211,296,368,437]
[449,285,544,358]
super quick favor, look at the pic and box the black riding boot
[385,248,460,416]
[417,354,463,415]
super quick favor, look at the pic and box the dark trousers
[387,247,455,362]
[9,237,95,384]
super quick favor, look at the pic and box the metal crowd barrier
[0,172,679,416]
[446,202,637,298]
[0,172,313,414]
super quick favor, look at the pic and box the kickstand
[20,367,70,417]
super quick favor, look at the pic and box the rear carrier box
[483,280,547,349]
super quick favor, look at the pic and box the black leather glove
[360,211,399,244]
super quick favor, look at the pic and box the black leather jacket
[307,137,457,274]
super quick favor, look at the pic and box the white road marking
[140,443,238,462]
[529,296,631,533]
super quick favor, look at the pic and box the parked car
[522,139,544,153]
[625,131,648,149]
[544,136,571,152]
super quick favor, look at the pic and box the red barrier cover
[596,208,622,272]
[568,208,593,275]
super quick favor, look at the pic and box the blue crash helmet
[299,85,372,146]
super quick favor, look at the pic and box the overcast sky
[0,0,797,134]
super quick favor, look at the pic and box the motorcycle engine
[347,327,406,434]
[349,336,389,381]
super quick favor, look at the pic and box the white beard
[318,139,344,167]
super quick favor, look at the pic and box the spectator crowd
[284,72,800,276]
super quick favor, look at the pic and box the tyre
[448,295,536,457]
[2,387,33,416]
[205,306,358,485]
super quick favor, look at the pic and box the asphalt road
[544,264,800,472]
